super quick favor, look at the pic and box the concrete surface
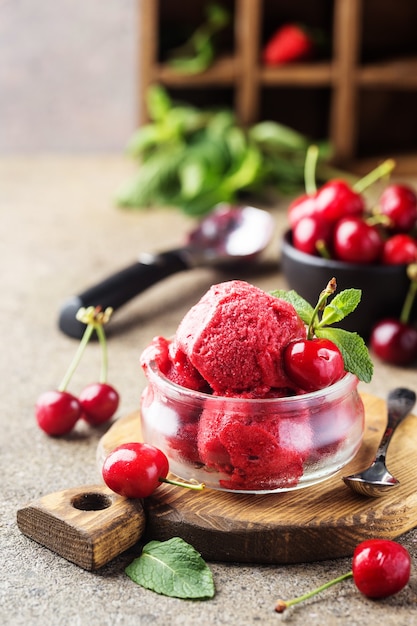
[1,156,417,625]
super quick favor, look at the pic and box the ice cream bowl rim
[144,358,360,407]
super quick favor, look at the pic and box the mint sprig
[125,537,215,600]
[272,279,373,383]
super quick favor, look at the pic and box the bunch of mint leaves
[272,280,373,384]
[115,85,342,216]
[125,537,215,600]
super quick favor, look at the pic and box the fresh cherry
[284,337,345,392]
[291,214,332,256]
[275,539,411,612]
[332,216,384,264]
[79,382,120,426]
[382,233,417,265]
[370,263,417,365]
[378,183,417,232]
[35,390,82,436]
[315,179,365,223]
[102,442,204,499]
[102,442,170,498]
[352,539,411,599]
[370,318,417,365]
[288,192,317,229]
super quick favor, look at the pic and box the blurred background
[2,0,417,167]
[0,0,138,153]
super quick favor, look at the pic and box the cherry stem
[95,323,109,384]
[307,278,337,340]
[366,213,392,227]
[57,306,114,392]
[315,239,331,259]
[159,476,205,491]
[304,144,319,195]
[58,324,95,392]
[275,571,353,613]
[353,158,396,194]
[400,267,417,324]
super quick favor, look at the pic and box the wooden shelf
[260,63,333,86]
[155,56,237,86]
[138,0,417,171]
[358,57,417,88]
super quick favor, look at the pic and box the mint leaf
[125,537,215,600]
[319,289,362,327]
[271,289,314,325]
[316,326,373,383]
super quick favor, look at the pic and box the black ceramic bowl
[281,230,412,340]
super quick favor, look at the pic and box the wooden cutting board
[98,392,417,564]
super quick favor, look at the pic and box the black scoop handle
[58,250,188,339]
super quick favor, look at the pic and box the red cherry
[102,442,169,498]
[315,180,365,223]
[370,318,417,365]
[35,390,82,436]
[283,338,345,392]
[275,538,411,612]
[333,216,384,264]
[352,539,411,599]
[379,183,417,232]
[79,382,120,426]
[292,214,332,256]
[288,193,317,229]
[382,233,417,265]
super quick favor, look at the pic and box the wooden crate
[138,0,417,172]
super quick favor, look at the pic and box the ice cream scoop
[58,205,274,339]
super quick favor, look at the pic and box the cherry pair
[35,307,119,436]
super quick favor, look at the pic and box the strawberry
[263,23,314,65]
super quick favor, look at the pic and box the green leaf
[167,3,230,75]
[320,288,362,327]
[178,160,206,198]
[125,537,215,600]
[249,121,309,152]
[315,327,374,383]
[115,147,184,208]
[147,85,172,122]
[271,289,315,326]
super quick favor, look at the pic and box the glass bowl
[140,358,365,494]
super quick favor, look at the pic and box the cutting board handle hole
[71,492,113,511]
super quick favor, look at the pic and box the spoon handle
[375,387,416,460]
[58,249,189,339]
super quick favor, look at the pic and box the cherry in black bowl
[281,230,413,340]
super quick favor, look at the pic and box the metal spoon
[343,387,416,497]
[58,204,274,339]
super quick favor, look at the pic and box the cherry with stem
[284,279,345,392]
[102,442,205,499]
[275,539,411,613]
[370,264,417,365]
[77,307,120,425]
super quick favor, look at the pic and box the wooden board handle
[17,484,146,570]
